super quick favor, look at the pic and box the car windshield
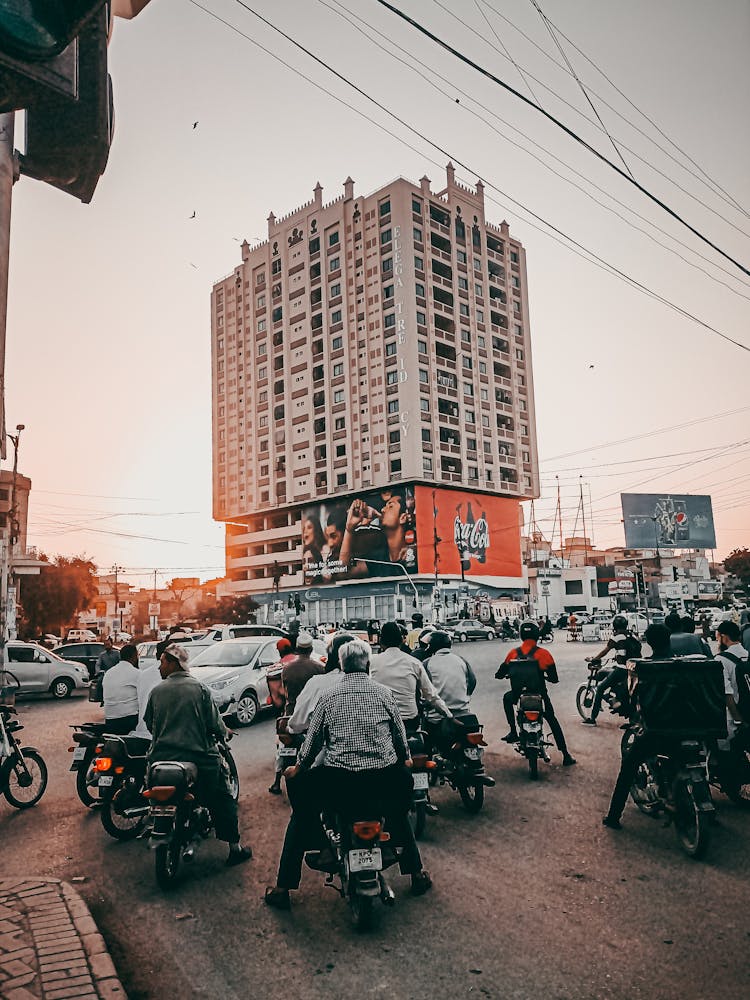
[190,642,264,668]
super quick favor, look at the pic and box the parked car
[189,638,282,726]
[203,624,287,642]
[3,641,89,698]
[53,642,107,680]
[136,641,160,671]
[41,634,62,649]
[66,629,97,642]
[445,619,495,642]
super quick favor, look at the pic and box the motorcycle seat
[101,735,150,759]
[149,761,198,786]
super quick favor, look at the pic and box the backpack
[508,646,544,695]
[722,650,750,721]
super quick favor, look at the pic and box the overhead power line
[199,0,749,353]
[376,0,750,277]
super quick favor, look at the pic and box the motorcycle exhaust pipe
[379,875,396,907]
[122,806,150,818]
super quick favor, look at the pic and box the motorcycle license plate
[524,722,542,732]
[98,775,113,787]
[464,747,482,761]
[348,848,382,873]
[279,747,298,757]
[150,805,177,816]
[73,747,87,762]
[412,772,429,790]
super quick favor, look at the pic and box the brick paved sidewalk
[0,879,126,1000]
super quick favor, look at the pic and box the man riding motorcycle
[496,621,576,766]
[144,644,252,866]
[582,615,641,726]
[371,622,453,733]
[264,638,431,910]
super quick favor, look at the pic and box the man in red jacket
[495,620,576,766]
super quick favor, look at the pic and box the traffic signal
[287,594,294,609]
[635,565,645,594]
[20,7,112,203]
[672,567,679,582]
[0,2,107,62]
[294,594,302,615]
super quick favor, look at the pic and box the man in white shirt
[715,621,750,803]
[102,644,140,734]
[370,622,452,733]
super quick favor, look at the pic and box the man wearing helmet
[582,616,642,726]
[422,631,477,724]
[496,621,576,766]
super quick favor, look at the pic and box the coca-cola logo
[454,510,489,563]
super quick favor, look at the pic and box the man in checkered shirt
[264,638,432,909]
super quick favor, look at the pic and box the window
[330,282,341,297]
[380,199,391,216]
[565,580,584,596]
[464,382,474,396]
[258,366,267,380]
[466,437,477,451]
[469,466,479,480]
[415,282,425,298]
[420,398,430,412]
[387,399,399,414]
[310,262,321,280]
[421,427,431,442]
[336,444,346,457]
[331,309,342,324]
[475,282,483,297]
[514,324,523,336]
[389,429,400,445]
[309,236,320,254]
[512,275,520,288]
[256,271,266,286]
[272,258,282,275]
[390,458,402,473]
[466,409,475,423]
[335,417,346,430]
[414,255,424,271]
[460,303,470,317]
[423,457,433,472]
[272,306,282,323]
[384,313,396,329]
[333,362,344,377]
[457,249,467,264]
[330,256,340,272]
[419,369,429,384]
[473,257,482,272]
[257,319,267,333]
[458,276,468,290]
[382,258,393,274]
[329,231,340,247]
[479,361,487,374]
[510,250,519,263]
[462,356,472,370]
[337,473,347,486]
[386,371,398,385]
[411,196,421,214]
[258,390,267,403]
[480,390,489,404]
[476,309,484,324]
[416,311,426,326]
[381,228,392,245]
[260,439,268,452]
[418,339,427,355]
[385,341,397,357]
[478,335,486,348]
[257,294,265,308]
[481,413,490,427]
[383,283,394,300]
[413,227,423,242]
[334,389,345,403]
[516,348,524,361]
[257,342,267,356]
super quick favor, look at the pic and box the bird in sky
[589,364,595,369]
[189,262,198,269]
[189,211,196,219]
[192,121,199,129]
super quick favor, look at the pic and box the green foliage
[19,553,98,636]
[724,548,750,585]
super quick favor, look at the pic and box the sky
[4,0,749,590]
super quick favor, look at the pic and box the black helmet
[428,630,452,653]
[612,615,628,633]
[418,626,436,647]
[519,620,540,641]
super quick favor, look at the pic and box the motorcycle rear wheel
[673,776,711,859]
[575,684,595,720]
[75,749,98,808]
[100,788,146,841]
[155,841,182,889]
[349,890,374,932]
[458,780,484,813]
[630,763,661,816]
[527,751,539,780]
[2,749,48,809]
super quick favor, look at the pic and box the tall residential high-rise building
[211,165,539,624]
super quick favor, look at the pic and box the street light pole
[1,423,24,647]
[354,558,419,611]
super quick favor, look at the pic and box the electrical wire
[322,0,750,302]
[473,0,542,106]
[199,0,749,352]
[377,0,750,275]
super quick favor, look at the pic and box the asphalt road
[1,637,748,1000]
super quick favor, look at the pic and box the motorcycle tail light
[95,745,103,754]
[411,754,429,768]
[114,766,125,775]
[278,734,293,747]
[68,746,75,753]
[94,757,113,772]
[466,732,487,746]
[523,711,540,722]
[265,696,272,705]
[144,786,177,802]
[352,821,382,841]
[378,831,391,842]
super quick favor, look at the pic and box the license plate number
[279,747,298,757]
[349,848,382,872]
[150,805,177,816]
[98,775,113,786]
[412,772,429,790]
[73,747,87,761]
[464,747,481,760]
[524,722,542,732]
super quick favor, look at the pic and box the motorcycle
[407,729,437,838]
[429,714,494,813]
[624,725,715,858]
[144,738,239,889]
[576,658,630,722]
[514,691,552,780]
[306,807,399,932]
[0,697,48,809]
[68,721,108,807]
[94,734,151,840]
[276,715,304,769]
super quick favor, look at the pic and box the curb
[0,878,126,1000]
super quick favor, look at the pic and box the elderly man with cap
[144,643,252,866]
[281,631,324,713]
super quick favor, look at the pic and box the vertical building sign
[392,224,410,439]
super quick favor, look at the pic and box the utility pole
[0,111,16,459]
[111,563,122,636]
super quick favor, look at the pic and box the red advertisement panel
[414,486,522,578]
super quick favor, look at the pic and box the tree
[166,578,199,619]
[19,554,98,637]
[213,594,260,625]
[724,548,750,587]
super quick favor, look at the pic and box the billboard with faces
[301,485,418,585]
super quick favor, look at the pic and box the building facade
[211,165,539,623]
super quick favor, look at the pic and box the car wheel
[486,631,494,640]
[234,690,259,727]
[50,677,73,699]
[459,632,468,643]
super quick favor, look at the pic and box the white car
[189,638,282,726]
[3,641,89,699]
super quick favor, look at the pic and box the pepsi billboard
[621,493,716,550]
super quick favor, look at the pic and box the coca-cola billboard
[414,486,522,578]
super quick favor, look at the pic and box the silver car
[189,638,282,726]
[3,641,89,699]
